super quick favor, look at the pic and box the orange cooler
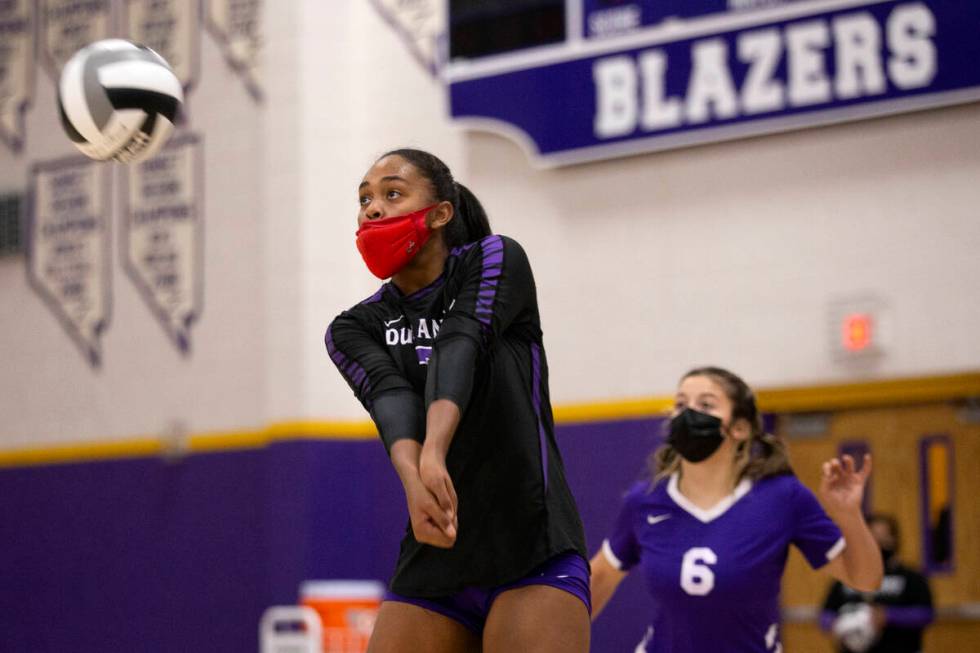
[300,580,385,653]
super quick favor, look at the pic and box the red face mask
[356,204,436,279]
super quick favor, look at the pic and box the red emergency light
[842,313,874,352]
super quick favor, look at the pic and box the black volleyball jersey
[326,235,587,597]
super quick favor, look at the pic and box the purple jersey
[603,473,844,653]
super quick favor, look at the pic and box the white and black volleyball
[57,39,183,164]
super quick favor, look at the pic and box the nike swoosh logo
[384,316,404,327]
[647,514,671,525]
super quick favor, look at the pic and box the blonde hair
[651,367,793,482]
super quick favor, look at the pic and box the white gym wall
[1,1,978,447]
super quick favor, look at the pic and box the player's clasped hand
[819,453,872,519]
[418,449,459,545]
[404,471,457,548]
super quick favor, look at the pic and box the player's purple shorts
[382,551,591,634]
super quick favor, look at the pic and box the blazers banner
[448,0,980,167]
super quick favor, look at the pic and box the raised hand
[819,453,872,520]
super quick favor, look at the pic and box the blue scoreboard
[446,1,980,166]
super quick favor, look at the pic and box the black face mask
[668,409,726,463]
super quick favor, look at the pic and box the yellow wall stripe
[755,372,980,412]
[0,421,379,468]
[0,438,165,467]
[2,372,978,468]
[553,396,676,423]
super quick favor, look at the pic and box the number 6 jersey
[602,473,844,653]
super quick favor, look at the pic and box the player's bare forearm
[419,399,462,528]
[589,551,627,620]
[390,439,457,546]
[422,398,462,459]
[835,512,883,592]
[389,439,423,488]
[820,454,883,592]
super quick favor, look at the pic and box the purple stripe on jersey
[325,326,372,407]
[530,342,548,493]
[886,606,935,628]
[476,236,504,327]
[349,365,368,388]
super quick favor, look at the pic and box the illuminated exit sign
[829,296,889,362]
[842,313,874,352]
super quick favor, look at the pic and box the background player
[821,513,934,653]
[327,149,590,652]
[589,366,884,652]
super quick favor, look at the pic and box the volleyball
[57,39,183,164]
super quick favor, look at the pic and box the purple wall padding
[0,418,665,653]
[559,416,666,652]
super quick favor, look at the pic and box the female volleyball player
[326,149,590,652]
[590,367,884,653]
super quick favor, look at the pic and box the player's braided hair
[652,367,793,482]
[382,148,492,247]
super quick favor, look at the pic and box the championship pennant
[39,0,113,81]
[124,0,200,95]
[370,0,444,76]
[0,0,34,152]
[205,0,262,100]
[121,133,203,353]
[28,158,112,368]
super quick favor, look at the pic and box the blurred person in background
[821,513,934,653]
